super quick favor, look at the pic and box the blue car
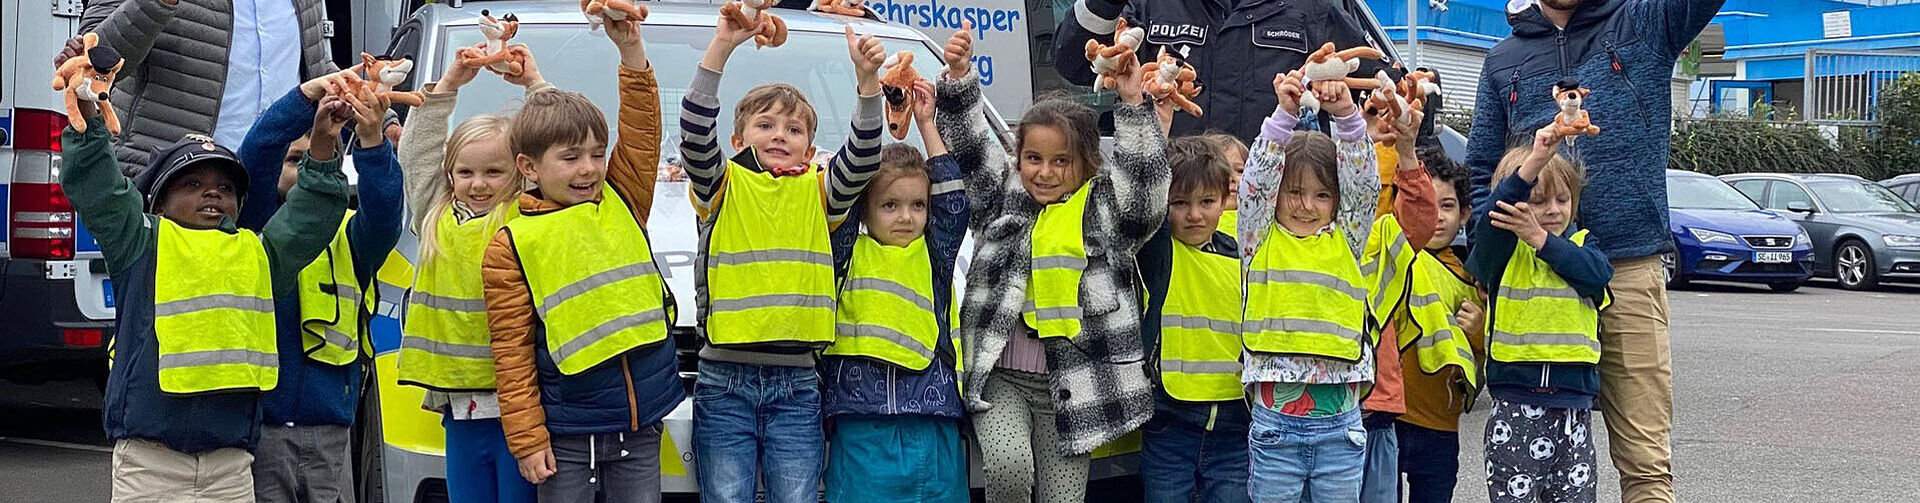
[1665,170,1815,291]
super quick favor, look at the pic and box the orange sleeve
[483,229,548,459]
[1376,143,1398,216]
[606,63,663,226]
[1392,154,1438,249]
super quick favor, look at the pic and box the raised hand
[1108,48,1147,106]
[943,22,973,79]
[300,64,367,101]
[713,10,759,50]
[52,35,85,67]
[436,44,486,92]
[604,12,648,69]
[1274,71,1307,116]
[1313,80,1356,118]
[500,46,546,88]
[847,26,885,96]
[344,85,391,148]
[309,96,354,161]
[910,79,937,126]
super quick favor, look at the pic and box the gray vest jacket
[80,0,336,172]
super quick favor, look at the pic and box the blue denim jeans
[692,359,824,503]
[1247,407,1366,503]
[1358,415,1400,503]
[1141,415,1251,503]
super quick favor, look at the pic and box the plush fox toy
[1085,18,1145,92]
[879,51,924,140]
[811,0,867,16]
[723,0,789,48]
[1142,47,1203,117]
[1302,42,1387,90]
[52,33,125,135]
[457,10,525,76]
[583,0,648,32]
[1552,79,1600,137]
[360,54,425,107]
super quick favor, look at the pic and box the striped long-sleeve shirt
[679,65,886,366]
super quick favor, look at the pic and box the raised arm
[78,0,175,74]
[1104,100,1171,251]
[342,88,405,285]
[915,79,969,284]
[935,28,1015,228]
[1237,81,1303,273]
[261,99,353,295]
[601,15,665,226]
[238,86,324,229]
[681,12,762,220]
[397,61,472,230]
[823,27,889,231]
[58,114,150,275]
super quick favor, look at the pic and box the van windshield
[439,23,957,166]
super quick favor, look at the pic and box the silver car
[1722,173,1920,290]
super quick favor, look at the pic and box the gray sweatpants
[974,369,1090,503]
[541,425,664,503]
[253,424,354,503]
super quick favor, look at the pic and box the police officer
[1053,0,1394,142]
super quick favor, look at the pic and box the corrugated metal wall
[1395,41,1487,115]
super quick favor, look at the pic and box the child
[1355,114,1440,503]
[676,14,888,503]
[936,29,1166,503]
[819,81,970,503]
[1466,128,1613,503]
[1194,133,1248,235]
[68,87,352,501]
[230,72,405,503]
[392,45,548,503]
[1137,136,1248,503]
[1236,72,1428,503]
[1394,148,1487,503]
[481,18,684,503]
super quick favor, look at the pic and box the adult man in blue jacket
[1463,1,1724,502]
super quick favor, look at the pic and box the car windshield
[438,23,959,162]
[1806,180,1918,213]
[1667,174,1759,210]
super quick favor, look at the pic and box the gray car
[1723,173,1920,290]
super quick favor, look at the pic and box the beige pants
[1596,257,1674,503]
[112,438,254,503]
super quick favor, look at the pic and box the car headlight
[1886,234,1920,247]
[1688,228,1738,245]
[1795,229,1811,246]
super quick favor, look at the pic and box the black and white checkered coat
[935,74,1168,456]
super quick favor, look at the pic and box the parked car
[1723,173,1920,290]
[1664,170,1813,291]
[1882,173,1920,208]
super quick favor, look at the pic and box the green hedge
[1669,72,1920,181]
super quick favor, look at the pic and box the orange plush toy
[583,0,648,32]
[1141,47,1202,117]
[359,53,425,107]
[722,0,789,48]
[811,0,867,17]
[52,33,125,135]
[1084,19,1144,91]
[1301,42,1388,90]
[879,51,924,140]
[456,10,526,76]
[1552,79,1600,137]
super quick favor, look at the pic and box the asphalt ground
[2,280,1915,502]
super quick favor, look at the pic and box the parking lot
[3,280,1916,502]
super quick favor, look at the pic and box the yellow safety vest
[1489,230,1609,364]
[1024,182,1093,340]
[508,186,671,375]
[1158,240,1244,402]
[1217,209,1238,236]
[825,235,942,371]
[399,205,514,391]
[1400,252,1480,384]
[297,211,374,366]
[153,219,278,394]
[1242,224,1370,362]
[706,161,836,347]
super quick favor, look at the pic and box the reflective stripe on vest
[1158,240,1244,402]
[1023,182,1093,340]
[824,235,941,371]
[509,186,670,375]
[1489,229,1607,364]
[1242,224,1369,362]
[154,219,279,394]
[1401,253,1480,384]
[706,161,836,346]
[399,204,514,391]
[298,211,371,366]
[1361,213,1414,327]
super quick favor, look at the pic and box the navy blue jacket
[532,329,684,436]
[1139,224,1250,431]
[239,87,406,428]
[1467,173,1613,409]
[1466,0,1724,260]
[822,154,969,421]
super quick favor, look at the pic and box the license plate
[1755,251,1793,264]
[102,279,115,308]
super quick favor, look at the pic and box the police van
[0,0,117,386]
